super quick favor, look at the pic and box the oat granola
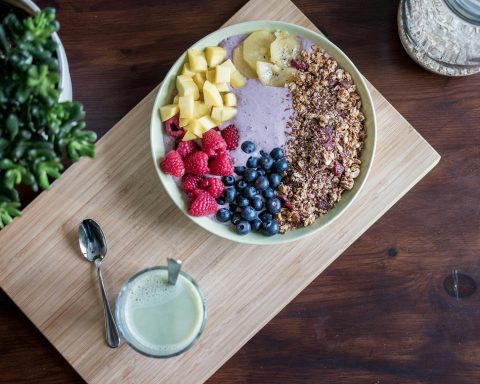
[277,46,366,233]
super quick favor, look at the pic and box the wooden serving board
[0,0,440,383]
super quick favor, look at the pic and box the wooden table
[1,1,479,383]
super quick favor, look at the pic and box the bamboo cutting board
[0,0,440,383]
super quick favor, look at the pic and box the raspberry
[198,178,210,190]
[184,151,209,175]
[209,152,234,176]
[221,124,239,150]
[164,115,184,138]
[333,160,344,177]
[182,174,202,193]
[206,177,225,198]
[159,150,185,177]
[202,129,227,158]
[176,140,197,158]
[189,189,217,216]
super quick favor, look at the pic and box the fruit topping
[160,150,185,177]
[189,189,217,217]
[209,152,234,176]
[202,129,227,158]
[182,174,202,193]
[164,115,184,138]
[235,220,251,235]
[176,140,197,158]
[216,207,231,223]
[184,151,209,175]
[241,141,256,154]
[206,177,225,198]
[221,125,240,150]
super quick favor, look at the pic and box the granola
[277,46,366,233]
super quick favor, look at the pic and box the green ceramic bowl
[150,20,377,245]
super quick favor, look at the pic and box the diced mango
[194,101,211,118]
[205,46,226,68]
[179,118,191,127]
[198,115,217,131]
[203,81,223,107]
[193,72,206,91]
[211,106,223,124]
[223,93,237,107]
[182,130,198,141]
[173,95,179,103]
[220,59,237,75]
[188,49,208,72]
[222,106,237,121]
[179,95,195,119]
[214,64,230,83]
[176,75,199,100]
[215,82,230,92]
[181,63,195,77]
[206,69,215,83]
[159,104,179,122]
[186,119,204,137]
[230,70,246,88]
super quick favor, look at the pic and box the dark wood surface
[1,0,479,383]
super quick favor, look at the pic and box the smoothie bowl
[150,21,376,244]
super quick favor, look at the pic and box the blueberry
[234,166,246,175]
[260,149,269,157]
[266,197,281,214]
[235,180,248,190]
[216,197,226,205]
[241,141,256,154]
[254,175,269,191]
[236,195,249,207]
[263,219,280,236]
[243,168,258,182]
[225,187,237,203]
[273,159,288,173]
[251,196,264,211]
[257,169,266,176]
[268,173,282,189]
[259,156,274,171]
[270,147,284,160]
[231,212,242,225]
[242,186,257,199]
[251,218,262,231]
[235,220,251,235]
[259,210,273,222]
[246,156,259,168]
[216,208,231,223]
[262,188,275,199]
[229,203,238,212]
[241,206,257,221]
[222,175,235,186]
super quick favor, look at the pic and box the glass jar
[398,0,480,76]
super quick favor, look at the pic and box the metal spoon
[167,258,182,285]
[78,219,120,348]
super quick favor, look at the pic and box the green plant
[0,7,96,228]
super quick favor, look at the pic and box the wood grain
[1,1,478,384]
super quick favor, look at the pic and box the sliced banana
[232,44,257,79]
[242,30,275,71]
[256,61,297,87]
[270,32,301,68]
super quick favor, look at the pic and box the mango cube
[173,95,179,103]
[193,72,206,91]
[178,95,195,119]
[176,75,199,100]
[205,46,226,68]
[181,63,195,77]
[188,49,207,72]
[185,119,204,137]
[194,101,211,118]
[223,93,237,107]
[220,59,237,75]
[211,106,223,124]
[203,81,223,107]
[179,118,191,127]
[214,64,231,83]
[182,130,198,141]
[215,82,230,92]
[206,69,215,83]
[198,115,217,131]
[222,106,237,121]
[159,104,179,122]
[230,70,246,88]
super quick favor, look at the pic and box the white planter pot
[3,0,72,101]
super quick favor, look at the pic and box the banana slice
[242,30,275,71]
[256,61,297,87]
[232,44,257,79]
[270,32,301,68]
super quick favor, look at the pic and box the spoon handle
[96,261,120,348]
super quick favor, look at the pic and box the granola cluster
[277,46,366,233]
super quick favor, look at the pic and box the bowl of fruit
[150,20,376,244]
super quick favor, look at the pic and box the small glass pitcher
[398,0,480,76]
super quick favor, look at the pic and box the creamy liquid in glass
[116,268,205,357]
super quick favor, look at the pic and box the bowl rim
[150,20,377,245]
